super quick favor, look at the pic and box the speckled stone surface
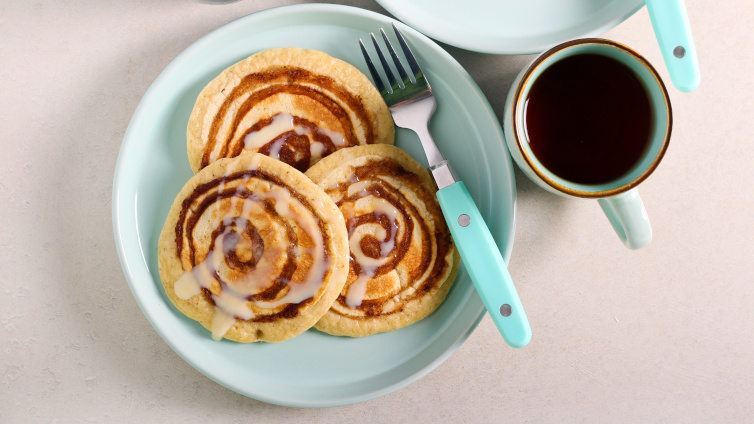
[2,0,752,422]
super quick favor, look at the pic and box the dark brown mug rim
[511,38,673,198]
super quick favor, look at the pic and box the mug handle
[597,188,652,249]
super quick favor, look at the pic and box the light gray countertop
[2,0,752,422]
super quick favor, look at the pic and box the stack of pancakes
[158,48,458,343]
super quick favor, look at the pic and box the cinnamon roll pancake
[158,153,349,343]
[187,47,394,174]
[305,145,460,337]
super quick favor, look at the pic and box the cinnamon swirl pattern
[158,153,349,343]
[187,48,394,174]
[306,145,460,337]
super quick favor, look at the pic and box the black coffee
[524,53,653,185]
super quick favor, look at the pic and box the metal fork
[359,24,531,348]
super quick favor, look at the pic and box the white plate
[112,4,516,407]
[376,0,644,54]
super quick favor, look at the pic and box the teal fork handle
[436,182,531,348]
[645,0,700,92]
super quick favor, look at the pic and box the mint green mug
[503,39,672,249]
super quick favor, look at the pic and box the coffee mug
[503,38,672,249]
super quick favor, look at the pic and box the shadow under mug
[503,38,672,249]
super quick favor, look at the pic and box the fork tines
[358,23,427,96]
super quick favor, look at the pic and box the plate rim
[112,3,516,407]
[374,0,645,54]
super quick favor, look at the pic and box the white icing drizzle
[178,162,329,340]
[374,200,400,257]
[345,275,371,309]
[174,271,201,300]
[254,187,329,309]
[318,127,346,147]
[210,309,235,341]
[244,113,296,149]
[310,142,325,160]
[243,112,346,161]
[344,195,400,308]
[266,139,286,161]
[347,180,370,198]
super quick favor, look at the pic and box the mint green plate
[112,4,515,407]
[375,0,644,54]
